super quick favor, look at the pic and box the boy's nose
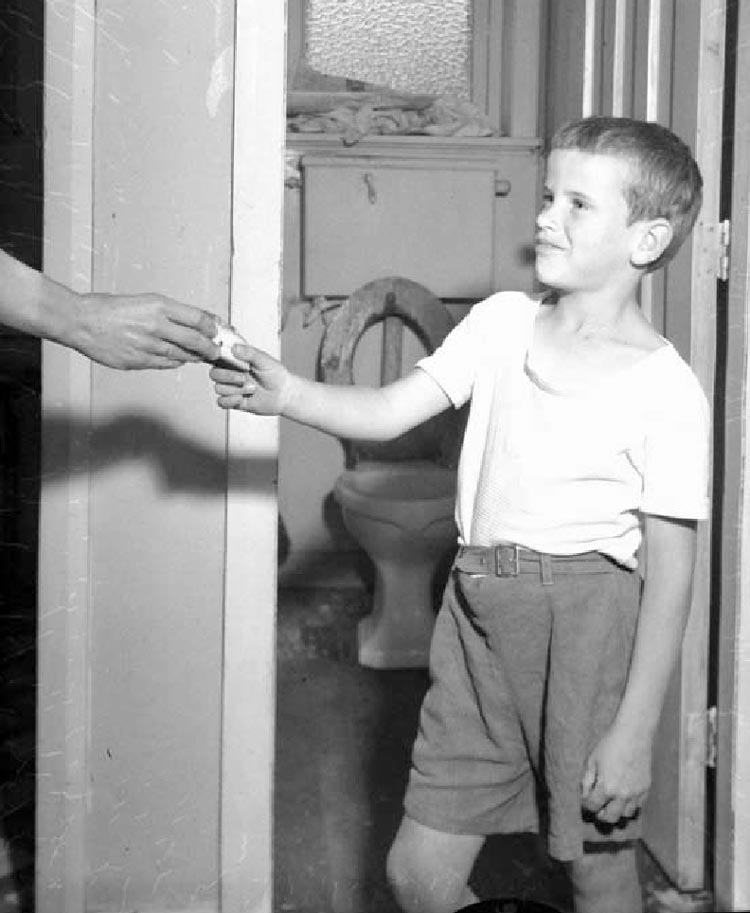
[536,206,556,230]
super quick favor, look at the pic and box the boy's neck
[549,286,643,337]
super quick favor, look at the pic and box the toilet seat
[319,276,458,468]
[319,275,455,385]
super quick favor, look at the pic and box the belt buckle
[494,544,520,577]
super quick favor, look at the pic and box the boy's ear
[632,219,673,268]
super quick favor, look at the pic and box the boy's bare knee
[386,837,437,912]
[385,839,410,898]
[386,819,482,913]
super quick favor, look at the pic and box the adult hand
[210,345,294,416]
[69,292,221,369]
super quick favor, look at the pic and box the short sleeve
[641,358,710,520]
[416,292,535,408]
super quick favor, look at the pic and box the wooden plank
[583,0,600,114]
[487,0,505,131]
[36,2,96,910]
[220,0,286,910]
[646,0,663,119]
[714,2,750,907]
[678,1,724,885]
[543,0,589,132]
[504,0,543,136]
[642,0,725,890]
[381,316,404,386]
[472,0,491,117]
[611,0,629,114]
[637,0,667,327]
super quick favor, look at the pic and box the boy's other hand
[210,344,293,415]
[580,725,651,825]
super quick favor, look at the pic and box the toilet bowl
[335,461,457,668]
[319,277,463,669]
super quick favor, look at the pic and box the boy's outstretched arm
[210,342,452,441]
[581,513,697,824]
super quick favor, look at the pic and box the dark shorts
[403,546,642,861]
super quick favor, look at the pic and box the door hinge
[706,705,717,768]
[717,218,731,281]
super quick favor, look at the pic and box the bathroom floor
[275,586,711,913]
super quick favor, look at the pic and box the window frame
[287,0,506,131]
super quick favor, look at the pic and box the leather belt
[455,543,609,584]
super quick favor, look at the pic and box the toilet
[319,277,462,669]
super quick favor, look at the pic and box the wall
[38,2,235,909]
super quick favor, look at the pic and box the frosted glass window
[305,0,472,98]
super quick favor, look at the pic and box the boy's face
[535,149,648,293]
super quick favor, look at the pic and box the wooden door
[546,0,726,892]
[640,2,725,892]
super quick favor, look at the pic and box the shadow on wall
[40,412,275,497]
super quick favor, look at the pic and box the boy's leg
[387,815,485,913]
[566,844,642,913]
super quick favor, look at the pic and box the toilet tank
[300,142,541,299]
[301,155,488,299]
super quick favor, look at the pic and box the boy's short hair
[550,115,703,271]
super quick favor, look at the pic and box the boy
[210,116,710,913]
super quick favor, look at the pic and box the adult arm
[581,513,697,823]
[211,343,452,441]
[0,249,220,369]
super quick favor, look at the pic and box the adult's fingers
[163,300,219,336]
[162,322,221,361]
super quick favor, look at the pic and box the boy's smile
[535,149,646,294]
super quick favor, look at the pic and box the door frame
[219,1,285,911]
[714,1,750,909]
[38,2,284,911]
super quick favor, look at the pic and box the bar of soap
[213,322,249,369]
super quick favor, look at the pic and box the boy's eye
[571,197,587,210]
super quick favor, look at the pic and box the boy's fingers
[210,365,247,384]
[595,798,626,824]
[217,394,247,410]
[214,382,243,397]
[580,761,597,798]
[620,799,641,820]
[234,343,255,361]
[581,778,608,813]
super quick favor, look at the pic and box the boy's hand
[581,724,652,824]
[210,344,293,415]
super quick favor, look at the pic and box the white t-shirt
[417,291,710,567]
